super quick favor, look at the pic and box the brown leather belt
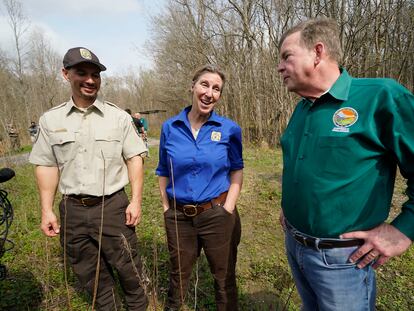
[171,191,228,217]
[285,220,364,249]
[66,188,123,207]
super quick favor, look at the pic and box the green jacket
[281,69,414,240]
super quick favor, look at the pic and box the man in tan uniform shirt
[29,47,148,310]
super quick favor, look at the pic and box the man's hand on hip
[341,223,412,269]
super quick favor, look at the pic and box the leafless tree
[1,0,413,153]
[146,0,414,146]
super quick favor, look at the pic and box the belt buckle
[182,204,198,217]
[80,198,89,207]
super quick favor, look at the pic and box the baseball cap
[63,47,106,71]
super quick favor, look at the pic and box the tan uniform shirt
[29,98,147,196]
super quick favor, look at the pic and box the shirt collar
[173,105,222,126]
[65,97,105,115]
[326,67,352,101]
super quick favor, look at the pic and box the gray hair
[279,18,343,63]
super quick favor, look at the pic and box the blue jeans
[285,227,376,311]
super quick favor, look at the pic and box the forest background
[1,0,413,150]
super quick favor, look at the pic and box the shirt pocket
[95,129,122,159]
[49,132,76,164]
[316,137,358,179]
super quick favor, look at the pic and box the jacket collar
[327,67,352,102]
[172,105,222,127]
[65,97,105,115]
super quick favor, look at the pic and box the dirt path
[0,138,159,167]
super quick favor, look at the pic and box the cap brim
[64,60,106,71]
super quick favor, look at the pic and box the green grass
[0,144,32,157]
[0,146,413,310]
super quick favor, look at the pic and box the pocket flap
[49,132,75,145]
[95,129,122,142]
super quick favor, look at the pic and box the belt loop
[302,237,308,247]
[314,238,321,251]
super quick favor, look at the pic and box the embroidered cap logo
[80,48,93,60]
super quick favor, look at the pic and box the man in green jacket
[278,18,413,311]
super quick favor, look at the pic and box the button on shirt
[281,68,414,239]
[156,106,244,203]
[29,98,147,196]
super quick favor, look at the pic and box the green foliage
[0,144,32,157]
[0,146,413,310]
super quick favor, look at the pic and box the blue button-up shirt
[156,106,244,203]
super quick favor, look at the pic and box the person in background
[125,108,145,136]
[28,121,39,143]
[134,112,149,155]
[278,18,413,311]
[156,64,244,311]
[135,112,148,133]
[6,123,20,151]
[29,47,148,310]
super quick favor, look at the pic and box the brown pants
[164,204,241,311]
[59,190,148,311]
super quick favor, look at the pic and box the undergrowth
[0,146,412,310]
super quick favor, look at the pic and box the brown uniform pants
[164,204,241,311]
[59,190,148,311]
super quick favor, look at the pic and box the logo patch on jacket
[211,131,221,141]
[332,107,358,133]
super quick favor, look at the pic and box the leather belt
[66,188,123,207]
[285,221,364,250]
[171,191,228,217]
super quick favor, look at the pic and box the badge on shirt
[211,131,221,141]
[332,107,358,133]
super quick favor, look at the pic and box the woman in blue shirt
[156,65,244,311]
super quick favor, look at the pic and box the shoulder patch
[33,127,41,144]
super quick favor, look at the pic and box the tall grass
[0,146,413,310]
